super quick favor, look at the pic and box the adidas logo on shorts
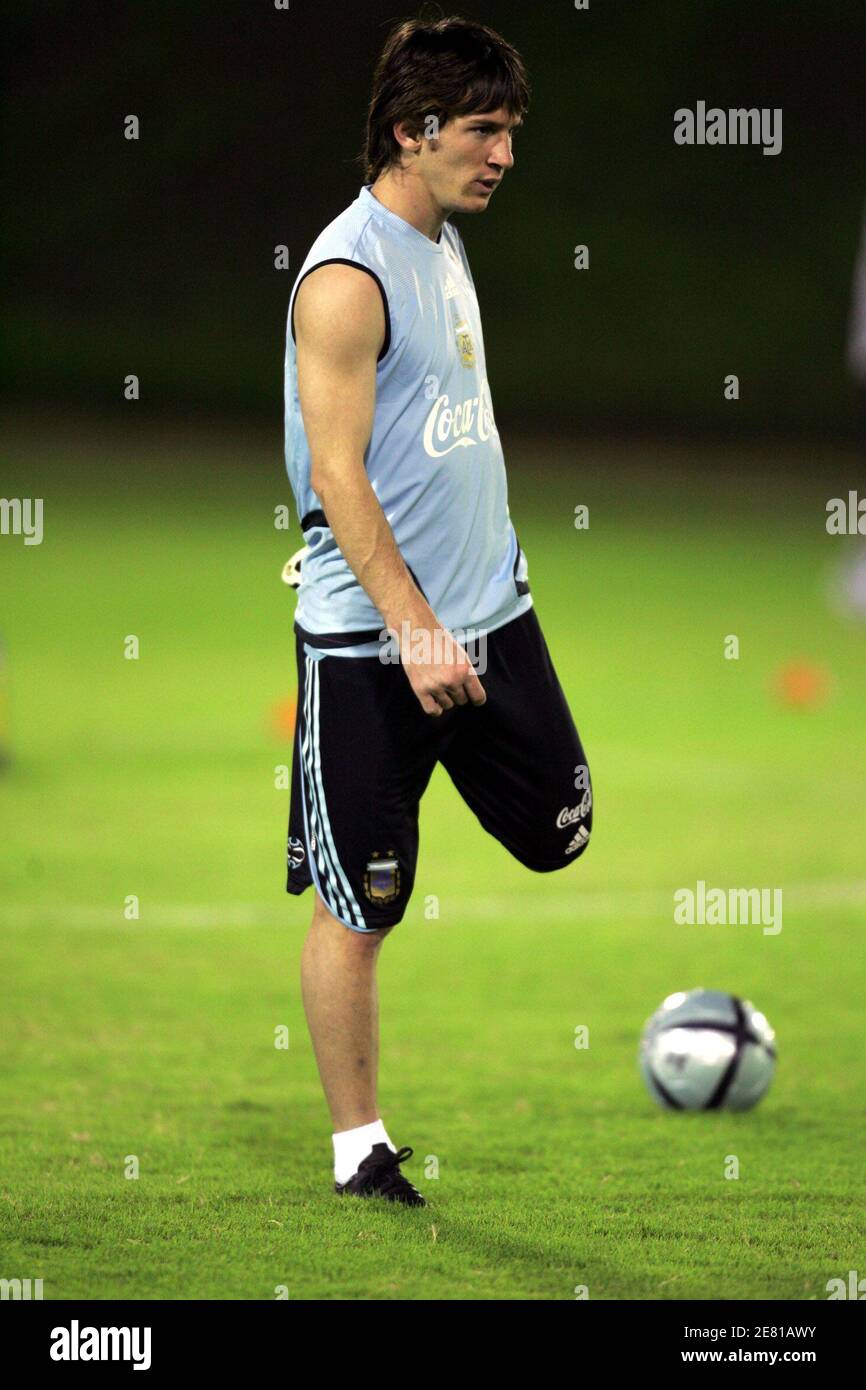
[564,825,590,856]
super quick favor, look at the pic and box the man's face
[414,106,521,213]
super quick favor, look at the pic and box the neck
[369,169,446,243]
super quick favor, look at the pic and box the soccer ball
[639,989,776,1112]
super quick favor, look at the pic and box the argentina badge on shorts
[363,852,400,904]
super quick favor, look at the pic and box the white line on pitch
[2,878,865,928]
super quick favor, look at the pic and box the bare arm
[294,264,485,716]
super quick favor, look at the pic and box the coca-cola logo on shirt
[422,377,499,459]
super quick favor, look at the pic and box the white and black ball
[639,989,776,1111]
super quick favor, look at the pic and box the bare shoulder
[294,262,385,358]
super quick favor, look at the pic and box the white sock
[333,1119,396,1185]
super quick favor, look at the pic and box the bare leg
[300,890,393,1132]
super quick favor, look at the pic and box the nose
[489,131,515,172]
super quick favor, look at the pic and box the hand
[395,621,487,717]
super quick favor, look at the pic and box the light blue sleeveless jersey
[284,184,532,656]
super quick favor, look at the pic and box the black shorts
[286,605,592,931]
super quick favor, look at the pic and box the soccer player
[283,16,592,1207]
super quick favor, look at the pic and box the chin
[456,192,491,214]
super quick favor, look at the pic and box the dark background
[4,0,866,441]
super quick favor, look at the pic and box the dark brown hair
[360,13,530,184]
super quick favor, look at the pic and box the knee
[357,922,395,946]
[311,893,394,944]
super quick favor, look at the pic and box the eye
[470,124,519,140]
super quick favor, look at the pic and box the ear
[391,118,425,155]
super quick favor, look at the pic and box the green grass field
[1,416,864,1300]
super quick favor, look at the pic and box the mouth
[473,178,500,193]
